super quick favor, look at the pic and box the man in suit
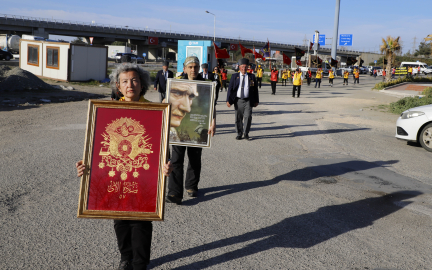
[226,58,259,141]
[199,63,214,81]
[154,61,173,102]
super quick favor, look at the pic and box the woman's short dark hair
[109,63,150,98]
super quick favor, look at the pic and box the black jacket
[227,72,259,106]
[154,69,174,93]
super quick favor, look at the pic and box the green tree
[380,36,402,82]
[71,37,86,44]
[414,41,431,56]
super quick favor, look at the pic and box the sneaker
[244,135,252,140]
[236,135,243,140]
[186,189,198,197]
[118,260,133,270]
[166,195,182,205]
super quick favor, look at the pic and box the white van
[400,61,432,75]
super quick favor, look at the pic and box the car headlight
[401,111,425,119]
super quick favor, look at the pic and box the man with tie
[154,61,174,102]
[226,58,259,141]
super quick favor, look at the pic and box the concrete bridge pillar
[33,28,49,39]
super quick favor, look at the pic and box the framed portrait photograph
[77,100,171,221]
[166,79,215,148]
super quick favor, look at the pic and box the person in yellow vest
[315,68,323,88]
[281,69,288,86]
[353,68,360,84]
[292,68,303,97]
[328,69,335,87]
[408,66,413,77]
[343,70,349,85]
[287,69,292,84]
[255,64,264,88]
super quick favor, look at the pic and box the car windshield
[424,65,429,69]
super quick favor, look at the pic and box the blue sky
[4,0,432,53]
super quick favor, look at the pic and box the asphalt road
[1,75,432,270]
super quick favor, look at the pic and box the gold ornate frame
[77,100,171,221]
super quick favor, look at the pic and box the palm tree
[380,36,402,82]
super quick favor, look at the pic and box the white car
[396,104,432,152]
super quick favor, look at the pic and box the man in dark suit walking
[154,61,173,102]
[226,58,259,141]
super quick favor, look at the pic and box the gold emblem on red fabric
[99,117,153,196]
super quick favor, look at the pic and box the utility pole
[412,36,417,54]
[331,0,341,60]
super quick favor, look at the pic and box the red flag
[282,52,291,65]
[214,42,230,59]
[239,43,253,57]
[148,37,158,45]
[229,44,238,51]
[309,42,313,50]
[296,60,302,66]
[253,46,266,61]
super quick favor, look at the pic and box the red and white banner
[229,44,238,51]
[148,37,159,45]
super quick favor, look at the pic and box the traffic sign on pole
[339,34,353,46]
[313,35,326,46]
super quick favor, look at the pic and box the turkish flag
[229,44,238,51]
[309,42,313,50]
[239,43,253,57]
[214,42,230,59]
[296,60,302,66]
[282,52,291,65]
[148,37,158,45]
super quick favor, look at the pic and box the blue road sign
[374,60,377,64]
[339,34,353,46]
[313,35,326,46]
[142,53,147,57]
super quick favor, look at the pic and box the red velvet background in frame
[87,107,163,213]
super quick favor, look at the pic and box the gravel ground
[0,66,55,92]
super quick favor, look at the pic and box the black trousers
[271,81,277,94]
[282,79,287,86]
[222,80,227,90]
[354,78,359,84]
[234,98,252,136]
[168,145,202,198]
[329,78,334,85]
[292,85,301,97]
[315,79,321,88]
[343,78,348,84]
[114,220,152,270]
[215,85,220,102]
[257,77,262,88]
[159,92,166,103]
[307,78,311,86]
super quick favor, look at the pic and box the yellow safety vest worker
[354,71,359,78]
[343,72,349,79]
[293,72,302,85]
[316,70,323,79]
[282,72,288,79]
[257,68,263,78]
[287,70,291,77]
[329,71,334,79]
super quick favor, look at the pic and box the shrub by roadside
[373,76,432,90]
[389,87,432,114]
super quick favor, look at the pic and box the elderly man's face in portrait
[169,83,199,127]
[185,63,200,79]
[239,64,247,74]
[116,70,142,101]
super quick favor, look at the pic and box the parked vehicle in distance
[400,61,432,75]
[369,66,382,76]
[396,104,432,152]
[115,53,145,64]
[0,50,13,61]
[359,66,368,74]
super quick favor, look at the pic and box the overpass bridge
[0,13,369,62]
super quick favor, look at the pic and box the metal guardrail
[0,13,378,54]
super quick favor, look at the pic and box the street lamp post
[205,11,216,42]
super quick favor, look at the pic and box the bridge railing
[0,13,378,53]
